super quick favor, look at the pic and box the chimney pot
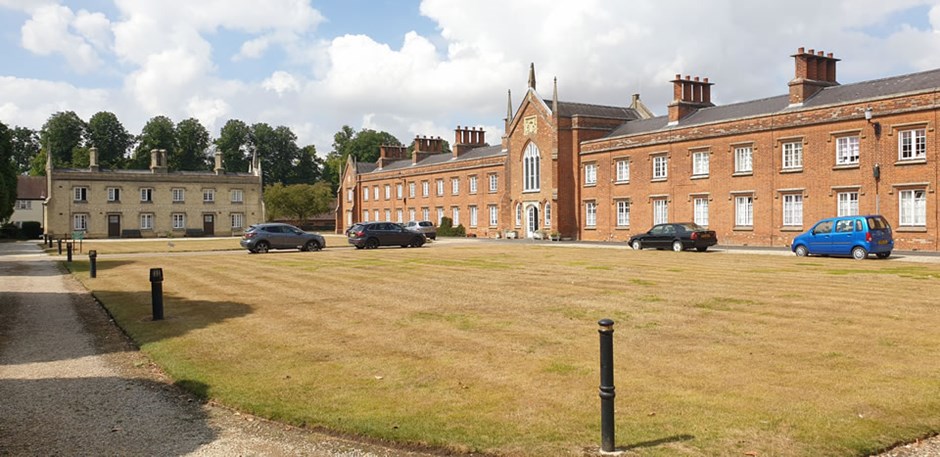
[675,73,681,80]
[685,75,691,80]
[817,50,824,56]
[798,47,805,54]
[827,53,833,58]
[807,48,815,55]
[693,76,700,82]
[704,77,709,83]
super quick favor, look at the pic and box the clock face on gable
[523,116,538,135]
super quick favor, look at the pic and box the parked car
[240,223,325,253]
[629,222,718,252]
[347,222,426,249]
[791,215,893,260]
[404,220,437,240]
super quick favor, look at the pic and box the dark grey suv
[240,223,325,253]
[347,222,426,249]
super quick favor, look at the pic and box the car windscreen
[867,216,890,230]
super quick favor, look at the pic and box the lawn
[68,242,940,456]
[41,233,348,255]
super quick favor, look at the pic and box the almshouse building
[44,148,264,239]
[339,48,940,251]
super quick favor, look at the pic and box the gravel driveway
[0,241,437,456]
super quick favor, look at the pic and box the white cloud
[20,4,105,73]
[262,71,301,95]
[0,76,110,128]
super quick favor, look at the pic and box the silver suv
[240,223,325,253]
[404,220,436,240]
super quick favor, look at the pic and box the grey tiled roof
[363,145,505,174]
[606,67,940,139]
[357,163,377,173]
[16,176,46,199]
[545,100,641,120]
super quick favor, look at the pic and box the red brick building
[338,48,940,251]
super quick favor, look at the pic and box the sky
[1,0,940,158]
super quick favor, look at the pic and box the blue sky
[1,0,939,156]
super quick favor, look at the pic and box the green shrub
[20,221,42,239]
[436,217,466,237]
[0,223,16,239]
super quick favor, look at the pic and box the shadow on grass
[621,434,695,451]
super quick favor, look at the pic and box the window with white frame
[523,143,541,191]
[544,202,551,227]
[396,184,402,199]
[488,205,498,226]
[584,163,597,185]
[73,187,88,202]
[409,182,416,198]
[16,200,30,210]
[488,173,498,192]
[73,213,88,231]
[782,141,803,170]
[409,209,416,221]
[451,177,460,195]
[898,128,926,161]
[384,209,391,222]
[172,213,185,229]
[616,200,630,227]
[231,213,244,229]
[363,187,369,201]
[422,207,429,221]
[692,152,709,176]
[384,185,390,200]
[585,201,597,227]
[652,155,668,180]
[396,209,403,223]
[616,159,630,182]
[469,206,478,227]
[347,188,354,202]
[899,189,926,226]
[735,195,754,226]
[373,186,379,200]
[231,189,243,203]
[469,176,478,194]
[107,187,120,202]
[515,203,522,227]
[172,188,184,202]
[422,181,429,197]
[693,197,708,226]
[203,188,215,202]
[837,191,859,216]
[373,209,379,222]
[653,198,668,224]
[140,213,153,230]
[452,207,460,226]
[436,207,444,224]
[140,188,154,202]
[363,210,369,222]
[835,136,860,165]
[734,146,753,173]
[436,179,444,196]
[782,194,803,226]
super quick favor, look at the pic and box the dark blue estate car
[791,215,893,260]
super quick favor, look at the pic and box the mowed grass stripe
[70,242,940,456]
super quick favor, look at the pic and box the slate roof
[16,176,46,199]
[606,67,940,139]
[544,100,641,120]
[361,145,505,175]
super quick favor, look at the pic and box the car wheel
[696,247,707,252]
[794,245,808,257]
[851,246,868,260]
[876,251,891,259]
[304,240,321,252]
[631,240,642,250]
[672,241,683,252]
[355,244,364,250]
[411,236,425,248]
[255,241,270,254]
[365,238,379,249]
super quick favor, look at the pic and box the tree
[323,126,402,191]
[130,115,176,169]
[10,126,39,175]
[86,111,133,169]
[251,123,302,186]
[216,119,252,173]
[0,122,16,221]
[285,144,323,185]
[175,118,211,171]
[37,111,86,171]
[263,182,332,223]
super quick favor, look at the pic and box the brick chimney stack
[667,74,714,124]
[88,147,99,172]
[214,150,224,175]
[377,144,408,169]
[150,149,167,173]
[788,47,840,106]
[453,125,486,158]
[412,135,444,164]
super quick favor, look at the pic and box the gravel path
[0,241,438,456]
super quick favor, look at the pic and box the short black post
[46,235,52,248]
[150,268,164,320]
[66,242,73,263]
[57,238,62,254]
[598,318,616,452]
[88,250,97,278]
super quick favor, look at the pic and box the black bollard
[150,268,164,321]
[58,238,62,254]
[66,242,73,263]
[89,250,97,278]
[47,235,52,248]
[598,318,616,452]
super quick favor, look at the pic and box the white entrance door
[526,205,539,238]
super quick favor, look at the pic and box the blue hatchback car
[791,215,893,260]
